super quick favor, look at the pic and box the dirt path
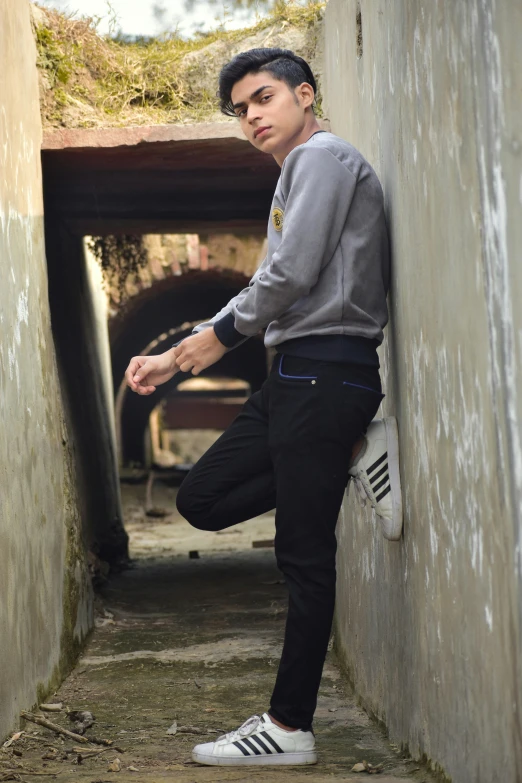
[4,482,433,782]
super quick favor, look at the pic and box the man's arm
[172,253,270,351]
[128,257,272,393]
[210,146,358,347]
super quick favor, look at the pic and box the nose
[247,105,262,125]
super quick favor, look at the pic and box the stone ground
[2,480,435,783]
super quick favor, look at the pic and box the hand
[173,328,227,375]
[125,348,180,396]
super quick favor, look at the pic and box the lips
[254,126,271,139]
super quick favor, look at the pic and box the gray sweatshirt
[181,131,390,363]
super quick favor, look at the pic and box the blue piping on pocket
[278,355,317,380]
[342,381,384,396]
[278,356,383,395]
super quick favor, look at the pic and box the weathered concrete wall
[44,226,128,564]
[325,2,522,781]
[0,0,93,739]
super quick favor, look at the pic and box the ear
[297,82,315,109]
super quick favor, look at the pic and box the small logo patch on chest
[272,207,284,232]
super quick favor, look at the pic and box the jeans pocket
[269,356,320,452]
[276,354,318,383]
[342,380,384,396]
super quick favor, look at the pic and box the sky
[38,0,262,38]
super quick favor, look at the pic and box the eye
[236,108,246,118]
[261,94,272,102]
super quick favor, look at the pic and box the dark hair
[218,47,317,116]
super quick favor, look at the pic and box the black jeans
[176,353,384,730]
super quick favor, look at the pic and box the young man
[125,48,402,766]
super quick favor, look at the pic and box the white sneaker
[192,712,317,766]
[349,417,403,541]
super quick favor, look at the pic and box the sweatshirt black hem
[212,313,380,366]
[275,334,380,367]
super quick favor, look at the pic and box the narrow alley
[2,2,521,783]
[3,481,433,782]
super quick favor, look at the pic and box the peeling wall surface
[0,0,92,739]
[325,2,522,780]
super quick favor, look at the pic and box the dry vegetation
[32,0,325,129]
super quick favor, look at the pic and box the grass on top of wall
[33,0,325,129]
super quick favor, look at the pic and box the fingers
[132,357,157,386]
[126,356,157,393]
[135,383,156,396]
[175,343,197,375]
[177,357,200,375]
[176,355,203,375]
[125,357,143,391]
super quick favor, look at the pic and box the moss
[33,0,325,129]
[27,443,94,717]
[59,440,94,666]
[34,23,72,86]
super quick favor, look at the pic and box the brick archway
[110,269,267,465]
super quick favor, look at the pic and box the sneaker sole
[380,417,403,540]
[192,749,318,766]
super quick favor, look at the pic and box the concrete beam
[61,218,269,237]
[41,120,329,236]
[41,123,278,235]
[41,121,246,150]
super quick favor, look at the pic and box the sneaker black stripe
[260,731,285,753]
[375,484,391,503]
[233,740,251,756]
[241,738,261,755]
[367,452,387,476]
[372,474,389,493]
[369,464,387,484]
[250,735,272,754]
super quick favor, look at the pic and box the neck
[273,115,322,167]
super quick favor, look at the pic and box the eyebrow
[232,85,273,110]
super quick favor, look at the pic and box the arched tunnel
[40,122,284,562]
[110,269,268,465]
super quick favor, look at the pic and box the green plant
[35,23,72,86]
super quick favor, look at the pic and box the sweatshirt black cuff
[213,312,246,348]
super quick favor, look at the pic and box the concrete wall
[325,2,522,781]
[0,0,93,739]
[44,226,128,564]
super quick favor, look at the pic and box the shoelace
[218,714,263,743]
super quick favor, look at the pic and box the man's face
[231,71,310,157]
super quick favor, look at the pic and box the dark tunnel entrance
[110,268,268,466]
[40,122,282,563]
